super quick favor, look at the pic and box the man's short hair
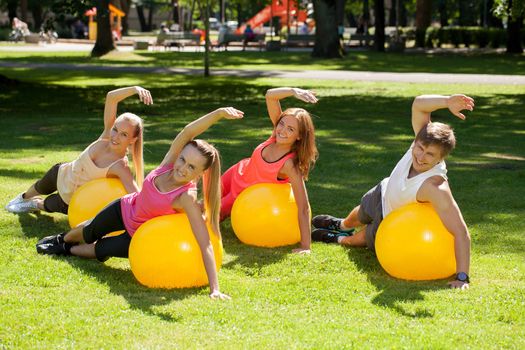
[415,122,456,157]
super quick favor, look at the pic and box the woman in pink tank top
[221,87,319,254]
[6,86,151,215]
[37,107,244,300]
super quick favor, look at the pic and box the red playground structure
[236,0,308,34]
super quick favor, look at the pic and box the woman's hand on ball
[292,247,311,254]
[209,291,231,300]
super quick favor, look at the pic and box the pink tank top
[230,136,296,197]
[120,163,196,236]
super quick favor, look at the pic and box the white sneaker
[5,193,25,211]
[7,198,39,213]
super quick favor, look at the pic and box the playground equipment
[236,0,308,34]
[85,4,125,41]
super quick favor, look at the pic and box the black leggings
[82,199,131,262]
[33,163,69,214]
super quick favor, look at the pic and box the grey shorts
[357,183,383,252]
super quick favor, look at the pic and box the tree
[493,0,524,53]
[374,0,385,52]
[92,0,116,56]
[50,0,116,57]
[197,0,212,76]
[312,0,345,58]
[415,0,432,47]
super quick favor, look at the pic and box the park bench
[217,33,266,51]
[155,31,201,50]
[285,34,316,49]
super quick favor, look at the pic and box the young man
[312,94,475,290]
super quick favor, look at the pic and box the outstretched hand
[292,247,311,255]
[209,291,231,300]
[448,280,469,290]
[135,86,153,105]
[292,88,318,104]
[447,94,474,120]
[216,107,245,120]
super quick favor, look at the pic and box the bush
[422,26,515,49]
[0,27,10,41]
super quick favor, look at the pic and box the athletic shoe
[311,228,351,244]
[7,198,39,213]
[6,193,25,210]
[37,233,65,246]
[36,242,68,255]
[312,214,351,232]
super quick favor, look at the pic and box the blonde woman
[6,86,150,215]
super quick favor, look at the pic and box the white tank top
[57,140,126,204]
[380,143,447,218]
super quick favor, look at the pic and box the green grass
[0,68,524,349]
[1,48,525,75]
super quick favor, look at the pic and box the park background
[1,0,524,349]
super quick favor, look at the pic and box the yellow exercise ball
[375,202,456,281]
[231,183,301,248]
[68,178,127,228]
[129,214,223,289]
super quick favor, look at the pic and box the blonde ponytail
[118,113,144,188]
[189,140,222,239]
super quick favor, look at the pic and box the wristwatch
[455,272,470,283]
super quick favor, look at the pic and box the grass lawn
[0,67,524,349]
[1,48,525,75]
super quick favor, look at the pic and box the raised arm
[161,107,244,167]
[265,87,318,126]
[411,94,474,135]
[100,86,153,140]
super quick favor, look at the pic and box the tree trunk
[92,0,116,57]
[20,0,28,22]
[189,0,196,30]
[7,0,17,24]
[459,1,477,26]
[415,0,432,47]
[438,0,448,27]
[507,15,524,53]
[312,0,344,58]
[147,2,154,30]
[199,1,211,77]
[30,2,43,31]
[374,0,385,52]
[388,0,396,26]
[172,0,180,25]
[136,5,148,31]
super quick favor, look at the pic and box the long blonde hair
[117,113,144,188]
[188,139,221,239]
[277,108,318,180]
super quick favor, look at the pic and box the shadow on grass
[219,220,290,273]
[63,257,198,323]
[14,211,208,322]
[346,248,448,318]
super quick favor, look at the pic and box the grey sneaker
[5,193,25,210]
[7,198,39,213]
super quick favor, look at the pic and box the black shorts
[82,199,131,262]
[357,182,383,252]
[33,163,68,214]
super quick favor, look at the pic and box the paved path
[1,42,523,85]
[1,61,523,85]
